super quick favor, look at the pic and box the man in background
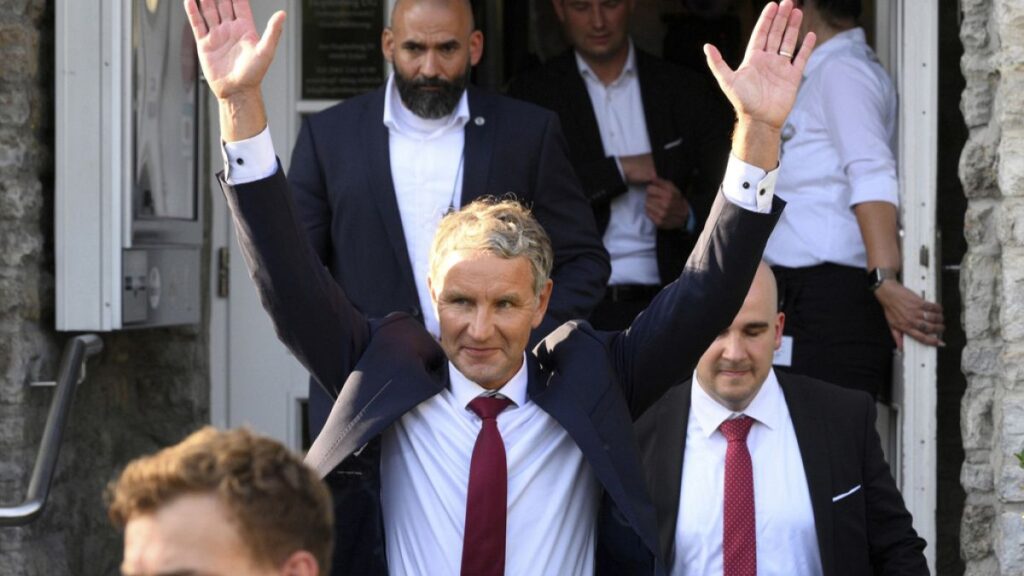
[109,427,333,576]
[510,0,732,329]
[608,263,928,575]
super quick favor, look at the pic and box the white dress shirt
[672,369,823,576]
[764,27,898,269]
[382,73,469,337]
[577,44,659,286]
[381,355,601,576]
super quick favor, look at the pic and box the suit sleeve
[221,168,370,399]
[287,116,333,265]
[861,398,930,574]
[530,115,611,339]
[608,193,784,418]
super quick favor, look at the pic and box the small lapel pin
[474,116,485,126]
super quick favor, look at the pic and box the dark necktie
[720,415,756,576]
[461,396,513,576]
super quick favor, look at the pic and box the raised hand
[705,0,815,131]
[184,0,285,139]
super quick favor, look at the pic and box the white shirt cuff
[720,155,778,213]
[221,125,279,185]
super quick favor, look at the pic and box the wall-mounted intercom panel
[56,0,204,331]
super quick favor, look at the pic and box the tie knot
[719,415,754,442]
[469,396,513,420]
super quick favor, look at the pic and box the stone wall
[960,0,1024,573]
[0,2,210,574]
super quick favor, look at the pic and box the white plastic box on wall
[55,0,204,331]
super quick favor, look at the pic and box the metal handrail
[0,334,103,527]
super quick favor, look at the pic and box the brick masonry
[961,0,1024,573]
[0,2,209,574]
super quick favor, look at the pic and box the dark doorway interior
[936,1,968,574]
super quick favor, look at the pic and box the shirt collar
[449,353,529,411]
[574,40,637,87]
[690,368,783,438]
[803,27,866,77]
[382,72,471,138]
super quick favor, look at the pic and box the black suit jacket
[222,166,783,575]
[613,372,928,575]
[508,49,732,283]
[288,85,611,437]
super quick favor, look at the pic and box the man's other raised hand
[184,0,285,140]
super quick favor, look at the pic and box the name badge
[774,335,794,367]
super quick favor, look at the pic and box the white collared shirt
[672,369,822,576]
[764,27,898,269]
[382,73,470,337]
[576,44,660,286]
[381,355,600,575]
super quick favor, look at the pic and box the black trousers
[772,264,895,399]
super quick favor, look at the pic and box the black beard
[394,67,468,119]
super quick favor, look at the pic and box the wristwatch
[867,268,900,291]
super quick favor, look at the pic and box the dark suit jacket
[606,372,928,575]
[508,48,732,283]
[222,166,783,575]
[288,85,611,437]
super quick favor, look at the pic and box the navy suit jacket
[287,85,611,437]
[222,165,782,575]
[508,49,732,284]
[601,372,928,575]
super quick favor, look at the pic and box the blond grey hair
[429,198,553,295]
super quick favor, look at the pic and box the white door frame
[876,1,939,571]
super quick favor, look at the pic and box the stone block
[997,510,1024,571]
[0,177,43,221]
[1000,463,1024,502]
[1001,200,1024,247]
[963,381,995,450]
[0,25,37,83]
[961,11,991,52]
[0,227,42,268]
[999,131,1024,196]
[0,88,29,127]
[964,341,1004,378]
[964,555,999,576]
[962,252,999,339]
[964,462,996,493]
[1003,252,1024,342]
[963,503,995,560]
[967,201,1001,254]
[962,79,996,129]
[961,132,1000,198]
[0,130,29,170]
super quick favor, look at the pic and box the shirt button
[236,158,245,166]
[742,181,750,189]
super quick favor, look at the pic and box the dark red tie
[461,396,513,576]
[720,415,756,576]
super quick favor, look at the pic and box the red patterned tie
[720,415,756,576]
[461,396,514,576]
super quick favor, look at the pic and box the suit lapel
[461,87,496,204]
[780,374,836,576]
[636,50,671,155]
[652,382,691,562]
[562,55,608,162]
[305,320,448,478]
[365,89,417,293]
